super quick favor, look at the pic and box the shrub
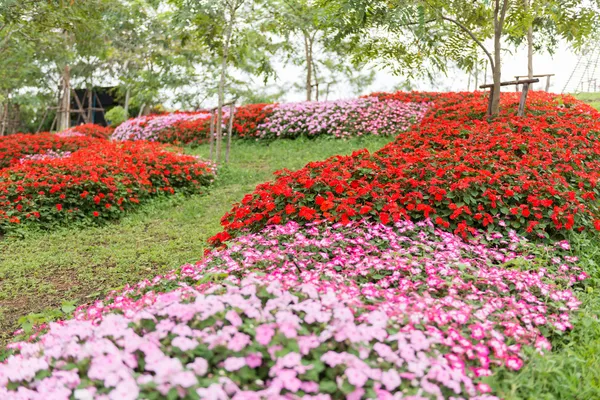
[0,133,102,169]
[212,91,600,243]
[0,141,215,232]
[105,106,129,127]
[1,221,585,399]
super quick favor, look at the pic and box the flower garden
[1,91,600,399]
[0,128,216,234]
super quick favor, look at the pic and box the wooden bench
[515,74,555,92]
[479,78,539,117]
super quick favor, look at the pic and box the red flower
[56,204,63,211]
[299,206,316,220]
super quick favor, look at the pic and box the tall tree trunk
[124,87,131,115]
[491,0,509,116]
[216,3,236,164]
[304,33,313,101]
[0,101,7,136]
[57,65,71,131]
[524,0,533,81]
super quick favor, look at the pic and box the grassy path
[0,136,393,345]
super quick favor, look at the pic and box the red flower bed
[232,103,274,138]
[0,141,215,232]
[65,123,114,139]
[0,133,102,169]
[211,91,600,244]
[156,103,274,145]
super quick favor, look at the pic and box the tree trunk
[216,3,236,164]
[304,33,313,101]
[124,87,131,115]
[491,31,502,116]
[524,0,533,82]
[491,0,509,116]
[0,101,7,136]
[57,64,71,131]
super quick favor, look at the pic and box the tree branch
[440,16,495,70]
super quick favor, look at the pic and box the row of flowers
[0,140,216,233]
[110,98,430,144]
[1,220,585,399]
[211,91,600,243]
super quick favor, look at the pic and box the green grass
[0,136,393,345]
[486,230,600,399]
[573,92,600,110]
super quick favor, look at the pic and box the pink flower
[346,367,368,388]
[255,324,275,346]
[187,358,208,376]
[223,357,246,372]
[381,369,401,391]
[245,353,262,368]
[506,356,524,370]
[226,310,242,327]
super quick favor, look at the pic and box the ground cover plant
[0,133,102,169]
[1,220,585,398]
[112,97,430,145]
[213,91,600,244]
[0,141,216,234]
[111,112,211,142]
[57,124,114,139]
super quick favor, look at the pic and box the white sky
[273,41,592,103]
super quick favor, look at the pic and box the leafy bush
[0,141,215,232]
[105,106,129,127]
[212,91,600,243]
[2,221,585,399]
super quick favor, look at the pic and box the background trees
[1,0,599,131]
[322,0,599,115]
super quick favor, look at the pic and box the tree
[104,0,199,115]
[171,0,277,163]
[271,0,374,101]
[322,0,599,115]
[0,0,113,131]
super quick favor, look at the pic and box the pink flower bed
[111,113,211,142]
[256,97,430,139]
[1,220,584,399]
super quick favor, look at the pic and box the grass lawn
[573,92,600,110]
[0,136,393,346]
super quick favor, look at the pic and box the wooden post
[486,86,494,117]
[545,75,551,92]
[518,82,530,117]
[226,103,234,164]
[209,109,215,161]
[87,89,93,123]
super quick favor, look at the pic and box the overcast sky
[274,41,593,103]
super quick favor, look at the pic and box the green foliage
[319,0,599,80]
[485,230,600,399]
[104,106,128,127]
